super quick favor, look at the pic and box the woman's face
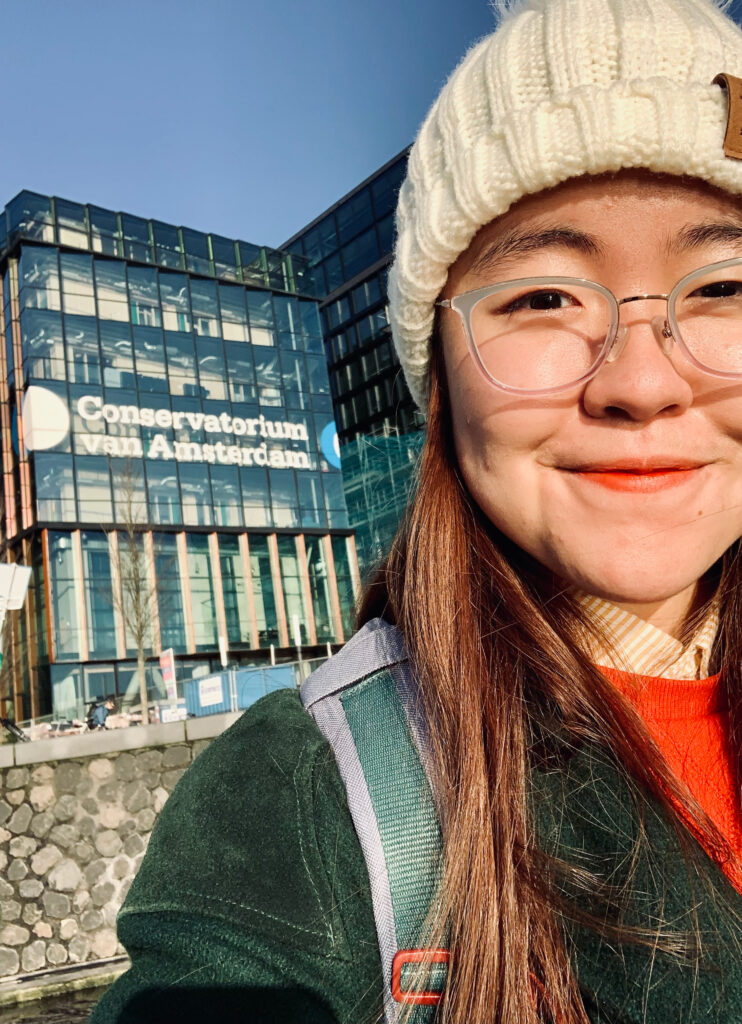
[440,172,742,628]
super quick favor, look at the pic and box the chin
[566,560,707,605]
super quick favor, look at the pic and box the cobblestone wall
[0,713,239,979]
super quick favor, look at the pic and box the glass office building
[284,150,424,575]
[0,190,360,722]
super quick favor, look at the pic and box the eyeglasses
[436,257,742,395]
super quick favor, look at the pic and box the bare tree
[108,459,159,725]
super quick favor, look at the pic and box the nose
[581,305,694,421]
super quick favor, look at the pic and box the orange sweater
[601,667,742,891]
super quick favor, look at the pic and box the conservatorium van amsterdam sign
[19,386,331,471]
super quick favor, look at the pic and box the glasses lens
[468,281,612,391]
[674,263,742,375]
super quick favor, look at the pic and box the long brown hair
[359,341,742,1023]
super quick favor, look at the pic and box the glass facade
[284,151,424,575]
[0,190,359,722]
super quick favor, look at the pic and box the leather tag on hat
[713,72,742,159]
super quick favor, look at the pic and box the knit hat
[389,0,742,411]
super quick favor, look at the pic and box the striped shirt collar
[576,592,720,680]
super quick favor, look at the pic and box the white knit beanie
[389,0,742,411]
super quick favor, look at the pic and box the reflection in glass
[146,462,181,525]
[22,309,66,382]
[196,338,228,400]
[48,531,81,658]
[89,206,121,257]
[210,465,243,527]
[225,342,256,403]
[297,472,325,529]
[190,277,221,337]
[153,533,186,650]
[277,535,308,644]
[7,191,54,243]
[219,283,249,342]
[133,326,167,391]
[269,469,299,529]
[122,214,153,263]
[95,259,129,321]
[219,535,251,644]
[336,189,374,245]
[35,454,76,521]
[241,467,272,527]
[160,273,191,332]
[305,536,335,642]
[76,456,114,523]
[187,534,217,651]
[332,536,355,638]
[210,235,239,280]
[178,463,213,526]
[182,227,211,276]
[128,266,161,327]
[56,199,88,249]
[81,531,117,658]
[248,535,279,645]
[100,321,134,389]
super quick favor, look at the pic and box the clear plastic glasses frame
[437,256,742,396]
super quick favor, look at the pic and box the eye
[689,279,742,299]
[501,289,577,313]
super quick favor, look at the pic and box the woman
[93,0,742,1021]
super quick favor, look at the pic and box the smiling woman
[92,1,742,1023]
[439,172,742,628]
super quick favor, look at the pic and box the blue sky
[4,1,742,252]
[0,1,494,249]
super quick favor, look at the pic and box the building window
[81,531,116,658]
[153,533,186,651]
[35,454,76,521]
[219,535,251,646]
[332,536,356,639]
[48,531,81,659]
[248,535,279,646]
[187,534,217,652]
[277,535,309,645]
[305,537,335,643]
[75,456,114,524]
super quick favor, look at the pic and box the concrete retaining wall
[0,712,240,980]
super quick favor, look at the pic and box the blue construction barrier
[184,664,297,717]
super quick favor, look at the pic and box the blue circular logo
[320,422,341,469]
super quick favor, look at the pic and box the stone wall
[0,712,241,980]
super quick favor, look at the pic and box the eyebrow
[467,226,605,277]
[664,221,742,256]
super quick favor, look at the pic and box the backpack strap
[301,619,448,1023]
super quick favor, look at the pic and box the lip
[565,465,705,493]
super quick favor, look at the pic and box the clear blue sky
[4,1,742,251]
[0,0,494,249]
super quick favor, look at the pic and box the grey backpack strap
[301,619,448,1023]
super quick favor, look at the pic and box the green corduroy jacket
[91,687,742,1024]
